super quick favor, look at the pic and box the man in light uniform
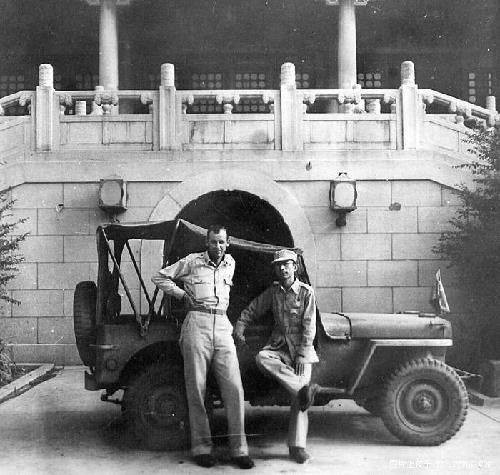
[233,249,319,464]
[152,225,254,469]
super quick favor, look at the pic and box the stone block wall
[0,182,174,364]
[282,179,462,315]
[0,178,464,364]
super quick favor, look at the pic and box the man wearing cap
[152,224,254,470]
[233,249,319,464]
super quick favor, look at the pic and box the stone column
[159,63,179,150]
[397,61,420,150]
[99,0,119,90]
[35,64,55,151]
[338,0,357,89]
[280,63,302,151]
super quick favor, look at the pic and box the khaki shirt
[236,279,319,363]
[152,251,235,312]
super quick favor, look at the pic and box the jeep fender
[347,339,452,395]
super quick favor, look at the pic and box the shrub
[435,126,500,370]
[0,188,28,304]
[0,337,14,385]
[0,187,28,380]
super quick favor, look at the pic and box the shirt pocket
[216,277,232,302]
[192,278,214,300]
[288,300,302,319]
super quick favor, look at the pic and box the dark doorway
[177,190,293,246]
[176,190,294,320]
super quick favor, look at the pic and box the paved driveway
[0,367,499,474]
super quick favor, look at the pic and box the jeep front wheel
[123,363,189,451]
[380,358,468,446]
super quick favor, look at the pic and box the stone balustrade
[420,89,497,127]
[0,62,498,154]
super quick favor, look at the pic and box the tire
[73,281,97,367]
[123,362,189,451]
[380,358,468,446]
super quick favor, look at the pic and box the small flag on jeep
[432,269,450,315]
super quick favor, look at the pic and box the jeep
[74,219,468,450]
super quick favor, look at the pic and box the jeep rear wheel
[73,281,97,366]
[380,358,468,446]
[124,363,189,451]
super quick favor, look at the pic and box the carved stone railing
[0,91,34,165]
[299,87,399,149]
[0,91,33,117]
[420,89,497,127]
[0,61,498,154]
[177,89,279,150]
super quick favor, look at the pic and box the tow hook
[453,367,482,390]
[101,389,122,405]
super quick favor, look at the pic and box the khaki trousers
[256,348,312,448]
[180,311,248,457]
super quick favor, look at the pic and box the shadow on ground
[87,405,398,457]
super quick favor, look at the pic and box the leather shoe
[289,447,311,464]
[232,455,255,469]
[194,454,216,468]
[298,383,319,412]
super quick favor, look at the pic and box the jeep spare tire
[380,358,468,446]
[73,281,97,366]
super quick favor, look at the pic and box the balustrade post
[280,63,302,151]
[397,61,420,150]
[35,64,58,151]
[159,63,179,150]
[486,96,498,127]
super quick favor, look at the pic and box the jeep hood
[320,312,452,340]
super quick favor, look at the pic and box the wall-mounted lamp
[98,178,127,213]
[329,172,357,227]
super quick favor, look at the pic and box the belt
[191,307,226,316]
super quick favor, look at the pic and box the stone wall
[284,179,464,314]
[0,178,469,364]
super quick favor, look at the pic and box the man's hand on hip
[182,292,196,309]
[295,355,307,376]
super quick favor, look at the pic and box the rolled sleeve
[236,287,273,332]
[151,257,191,301]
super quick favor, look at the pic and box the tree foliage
[435,126,500,368]
[0,187,28,383]
[0,188,28,304]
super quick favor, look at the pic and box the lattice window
[233,98,270,113]
[295,72,311,89]
[75,73,99,90]
[192,73,223,89]
[0,74,25,97]
[148,73,161,89]
[467,71,494,105]
[235,72,266,89]
[54,74,62,90]
[468,72,477,103]
[190,98,223,113]
[0,74,28,115]
[357,72,382,88]
[487,72,494,96]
